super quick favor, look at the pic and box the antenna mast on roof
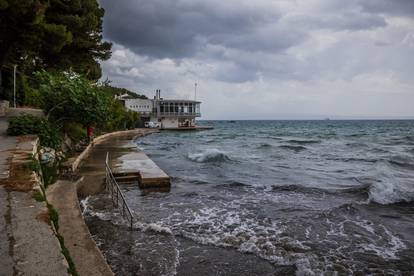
[194,82,197,101]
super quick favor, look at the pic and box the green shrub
[7,115,62,149]
[101,96,139,131]
[35,70,110,128]
[7,115,41,135]
[65,122,87,143]
[37,121,61,149]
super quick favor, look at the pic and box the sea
[82,120,414,275]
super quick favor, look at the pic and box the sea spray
[187,148,230,163]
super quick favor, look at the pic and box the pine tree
[40,0,112,80]
[0,0,111,101]
[0,0,49,99]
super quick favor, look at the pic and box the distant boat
[229,120,236,123]
[324,118,330,121]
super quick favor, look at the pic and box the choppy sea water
[83,120,414,275]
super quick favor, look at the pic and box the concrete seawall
[47,128,158,275]
[47,179,114,276]
[72,129,159,173]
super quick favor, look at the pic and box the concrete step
[112,150,170,189]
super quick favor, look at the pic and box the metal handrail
[158,112,201,116]
[105,153,134,229]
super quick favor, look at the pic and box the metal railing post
[105,152,135,230]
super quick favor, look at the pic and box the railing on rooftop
[105,153,134,229]
[159,112,201,117]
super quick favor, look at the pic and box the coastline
[47,128,158,275]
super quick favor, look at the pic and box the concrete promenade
[0,118,68,275]
[0,118,17,275]
[47,180,114,276]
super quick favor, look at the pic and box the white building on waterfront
[117,90,202,129]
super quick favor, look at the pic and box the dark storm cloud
[99,1,414,119]
[100,0,414,87]
[288,12,387,31]
[100,0,283,59]
[100,0,393,61]
[359,0,414,18]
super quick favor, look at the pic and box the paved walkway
[47,180,113,276]
[0,118,16,180]
[0,118,16,275]
[0,117,68,275]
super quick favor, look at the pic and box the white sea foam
[144,223,173,235]
[368,176,414,204]
[157,206,322,272]
[324,216,406,260]
[187,149,230,163]
[80,196,91,216]
[358,224,406,260]
[89,210,112,221]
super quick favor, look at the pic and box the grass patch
[47,203,79,275]
[41,163,59,188]
[32,190,45,202]
[57,234,79,276]
[47,203,59,232]
[26,156,41,174]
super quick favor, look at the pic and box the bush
[7,114,41,135]
[7,115,62,149]
[65,122,87,143]
[99,92,140,131]
[35,70,110,128]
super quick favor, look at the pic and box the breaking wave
[368,181,414,205]
[187,149,230,163]
[366,160,414,204]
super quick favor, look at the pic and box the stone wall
[6,107,44,118]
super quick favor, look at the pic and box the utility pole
[13,65,17,108]
[194,82,197,101]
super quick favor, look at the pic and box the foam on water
[80,196,91,216]
[85,120,414,274]
[368,162,414,204]
[187,148,230,163]
[357,225,406,259]
[155,206,330,273]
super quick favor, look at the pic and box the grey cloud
[100,0,282,59]
[359,0,414,18]
[285,11,387,32]
[322,12,387,30]
[100,0,414,117]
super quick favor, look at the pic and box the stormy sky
[99,0,414,119]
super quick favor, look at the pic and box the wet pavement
[0,117,68,275]
[0,118,16,275]
[0,118,16,180]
